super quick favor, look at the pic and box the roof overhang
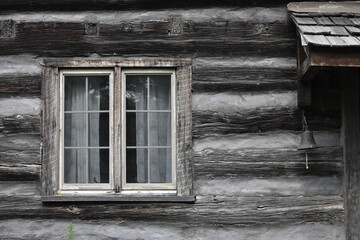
[288,2,360,106]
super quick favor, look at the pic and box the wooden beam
[311,47,360,68]
[342,69,360,240]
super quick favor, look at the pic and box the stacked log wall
[0,1,344,239]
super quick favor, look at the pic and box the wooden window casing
[41,58,193,202]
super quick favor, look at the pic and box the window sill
[41,195,196,203]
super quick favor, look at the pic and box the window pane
[126,148,148,183]
[88,76,109,111]
[126,75,148,110]
[65,76,86,111]
[149,113,171,146]
[126,112,148,146]
[89,113,109,146]
[150,148,172,183]
[89,149,109,183]
[65,113,86,147]
[64,149,87,183]
[150,75,171,110]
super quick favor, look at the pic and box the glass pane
[65,76,86,111]
[126,148,148,183]
[126,112,148,146]
[88,76,109,111]
[150,75,171,110]
[149,113,171,146]
[65,113,86,147]
[89,149,109,183]
[150,148,172,183]
[64,149,87,183]
[89,113,109,147]
[126,75,147,110]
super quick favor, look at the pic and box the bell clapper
[305,152,309,169]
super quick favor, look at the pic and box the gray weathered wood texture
[0,2,345,239]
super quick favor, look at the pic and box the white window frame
[121,69,177,191]
[59,69,114,192]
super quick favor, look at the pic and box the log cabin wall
[0,1,344,239]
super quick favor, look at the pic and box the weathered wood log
[0,75,41,97]
[0,115,40,134]
[194,147,343,178]
[0,193,344,226]
[193,108,341,138]
[192,57,297,92]
[193,68,297,92]
[0,20,295,57]
[0,1,296,12]
[0,164,40,181]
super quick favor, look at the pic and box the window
[60,69,113,190]
[122,69,176,190]
[42,59,193,202]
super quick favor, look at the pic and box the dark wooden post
[342,69,360,239]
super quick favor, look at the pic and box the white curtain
[64,77,87,183]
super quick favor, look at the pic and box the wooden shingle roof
[288,2,360,47]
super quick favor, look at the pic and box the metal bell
[298,127,318,150]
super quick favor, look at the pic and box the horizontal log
[192,57,297,92]
[192,76,296,93]
[0,75,41,97]
[0,164,40,181]
[0,1,298,11]
[193,108,341,137]
[98,21,294,41]
[0,20,295,57]
[194,147,343,178]
[0,194,344,226]
[0,114,40,134]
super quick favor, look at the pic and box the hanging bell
[298,127,318,150]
